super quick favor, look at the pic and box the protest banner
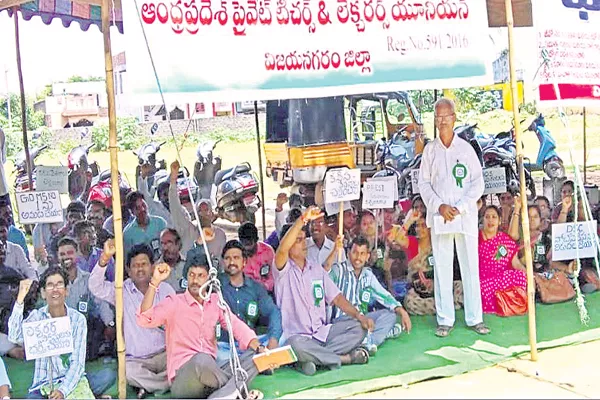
[122,0,493,103]
[363,177,396,209]
[23,317,74,361]
[483,167,507,195]
[15,190,63,224]
[552,221,598,261]
[535,0,600,106]
[36,166,69,193]
[324,168,361,204]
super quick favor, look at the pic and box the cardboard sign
[324,168,361,204]
[35,166,69,193]
[325,201,351,216]
[552,221,599,261]
[362,177,397,209]
[16,190,63,224]
[23,317,74,361]
[483,167,507,195]
[411,169,420,194]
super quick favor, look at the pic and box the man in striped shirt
[324,236,412,355]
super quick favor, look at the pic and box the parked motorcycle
[193,140,222,202]
[67,144,100,202]
[133,140,167,196]
[525,114,565,179]
[13,145,48,193]
[214,163,261,224]
[374,128,429,198]
[87,169,132,210]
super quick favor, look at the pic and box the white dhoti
[431,232,483,327]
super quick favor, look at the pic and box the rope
[132,1,250,395]
[538,48,599,325]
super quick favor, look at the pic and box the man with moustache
[418,98,489,338]
[137,247,265,399]
[157,228,187,293]
[217,240,282,364]
[89,239,175,399]
[306,212,346,269]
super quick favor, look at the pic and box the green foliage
[520,101,538,116]
[66,75,104,83]
[453,88,500,114]
[0,93,46,134]
[91,117,145,151]
[409,90,436,113]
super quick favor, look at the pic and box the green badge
[312,280,324,307]
[427,255,435,268]
[359,289,371,314]
[534,243,546,263]
[495,245,508,260]
[246,301,258,319]
[452,161,467,188]
[215,323,221,339]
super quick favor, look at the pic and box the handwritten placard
[324,168,361,204]
[16,190,63,224]
[362,178,396,209]
[411,169,420,194]
[483,167,507,195]
[552,221,599,261]
[23,317,74,360]
[325,201,352,216]
[36,166,69,193]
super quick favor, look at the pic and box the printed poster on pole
[535,0,600,106]
[122,0,493,103]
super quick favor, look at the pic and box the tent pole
[583,107,587,184]
[505,0,538,362]
[101,0,126,397]
[254,101,267,240]
[13,7,33,192]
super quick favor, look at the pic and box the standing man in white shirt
[418,98,490,338]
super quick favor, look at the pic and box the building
[41,81,108,128]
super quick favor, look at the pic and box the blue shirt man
[217,240,282,363]
[123,191,167,260]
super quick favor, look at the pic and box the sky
[0,10,538,98]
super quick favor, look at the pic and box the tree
[67,75,104,83]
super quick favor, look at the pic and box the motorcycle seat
[214,164,250,185]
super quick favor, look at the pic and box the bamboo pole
[505,0,538,361]
[13,7,33,191]
[254,101,267,240]
[101,0,126,397]
[583,107,587,184]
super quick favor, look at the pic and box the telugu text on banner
[122,0,493,102]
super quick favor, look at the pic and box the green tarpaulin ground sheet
[4,292,600,399]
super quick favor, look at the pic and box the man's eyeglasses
[45,282,66,290]
[434,114,455,121]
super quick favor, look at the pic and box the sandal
[246,389,264,400]
[349,347,370,365]
[435,325,454,337]
[469,322,491,335]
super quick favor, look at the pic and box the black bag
[0,266,36,335]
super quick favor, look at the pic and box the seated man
[56,237,115,361]
[274,207,373,376]
[324,236,412,355]
[157,229,187,293]
[48,200,86,264]
[0,356,10,399]
[89,240,175,399]
[73,220,115,282]
[137,247,265,399]
[9,269,115,399]
[238,223,275,293]
[124,191,167,260]
[86,200,113,249]
[0,201,29,260]
[0,219,37,281]
[218,240,282,364]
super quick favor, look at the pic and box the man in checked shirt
[8,268,115,399]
